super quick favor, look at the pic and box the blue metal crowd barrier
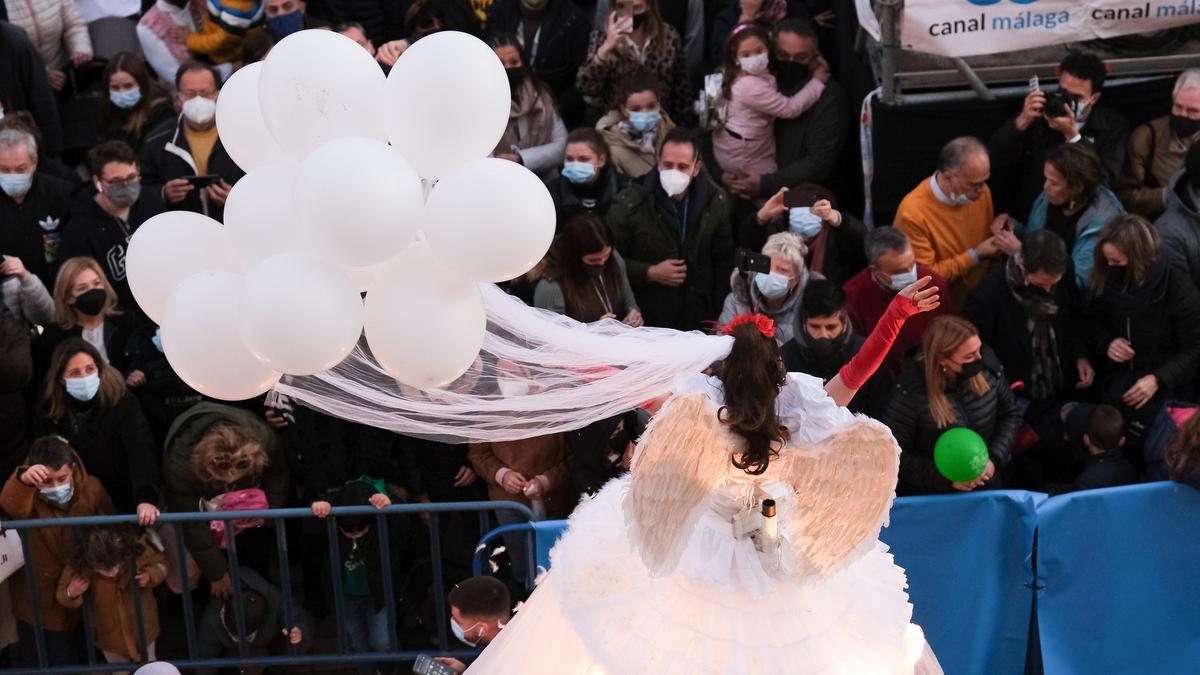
[0,500,534,674]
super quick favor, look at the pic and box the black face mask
[632,12,648,29]
[774,61,811,93]
[74,288,108,316]
[1169,114,1200,140]
[505,67,525,94]
[807,336,841,361]
[958,359,986,380]
[584,263,606,279]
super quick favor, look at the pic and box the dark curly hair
[718,322,787,475]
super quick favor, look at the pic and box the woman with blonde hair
[1088,213,1200,444]
[882,315,1022,495]
[717,230,811,345]
[47,257,135,373]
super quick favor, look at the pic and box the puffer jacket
[1155,170,1200,292]
[882,346,1021,495]
[5,0,92,70]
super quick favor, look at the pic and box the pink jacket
[5,0,93,70]
[724,72,824,140]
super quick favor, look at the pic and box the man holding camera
[990,52,1129,218]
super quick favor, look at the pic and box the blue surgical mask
[889,264,918,292]
[110,86,142,109]
[40,482,74,506]
[65,373,101,402]
[628,110,661,134]
[754,271,791,300]
[450,618,481,647]
[788,207,823,240]
[267,10,304,37]
[151,328,163,353]
[0,173,33,198]
[561,161,596,185]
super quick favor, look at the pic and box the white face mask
[182,95,216,125]
[739,52,769,75]
[754,271,791,299]
[450,618,482,647]
[659,169,691,197]
[889,264,918,291]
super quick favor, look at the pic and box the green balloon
[934,427,989,483]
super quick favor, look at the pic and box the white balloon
[223,162,305,270]
[364,243,485,388]
[215,62,290,172]
[242,254,365,375]
[342,263,379,293]
[126,212,235,323]
[161,271,281,400]
[259,29,387,158]
[424,158,555,282]
[295,137,424,267]
[383,31,509,179]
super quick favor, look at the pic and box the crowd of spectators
[1,0,1200,671]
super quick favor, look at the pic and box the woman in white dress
[464,281,945,674]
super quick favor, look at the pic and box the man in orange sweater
[894,136,1020,306]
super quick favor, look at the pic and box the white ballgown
[466,373,943,675]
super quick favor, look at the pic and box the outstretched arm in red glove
[825,277,941,407]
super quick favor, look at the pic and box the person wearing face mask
[45,256,135,371]
[160,402,287,598]
[263,0,329,39]
[97,53,174,153]
[755,182,865,285]
[576,0,691,124]
[0,128,71,290]
[62,141,165,313]
[486,0,591,126]
[990,52,1129,218]
[56,525,167,672]
[717,231,810,345]
[608,128,735,330]
[843,227,949,375]
[194,568,311,675]
[310,478,404,675]
[446,576,511,650]
[781,280,891,417]
[140,62,244,222]
[1,435,114,667]
[488,34,567,176]
[37,338,160,520]
[721,20,848,204]
[1088,214,1200,452]
[595,71,676,179]
[181,0,265,65]
[535,212,641,325]
[895,136,1019,307]
[881,316,1020,495]
[544,128,626,229]
[712,25,827,182]
[1118,70,1200,219]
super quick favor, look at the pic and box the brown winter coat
[469,435,572,518]
[0,457,113,630]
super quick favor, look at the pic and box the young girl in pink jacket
[712,24,829,179]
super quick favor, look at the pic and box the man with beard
[781,278,891,416]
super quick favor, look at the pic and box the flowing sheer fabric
[277,284,734,443]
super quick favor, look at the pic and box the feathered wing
[782,417,901,575]
[624,393,735,576]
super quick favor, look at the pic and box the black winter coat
[0,173,71,289]
[1088,259,1200,399]
[882,347,1022,495]
[963,266,1089,400]
[139,116,244,222]
[545,163,625,231]
[0,312,32,478]
[758,78,849,198]
[0,21,63,155]
[607,171,735,330]
[36,392,159,512]
[781,328,891,418]
[487,0,589,111]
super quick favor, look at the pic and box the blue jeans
[343,595,394,675]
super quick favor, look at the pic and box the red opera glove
[838,293,919,390]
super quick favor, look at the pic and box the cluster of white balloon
[126,30,555,400]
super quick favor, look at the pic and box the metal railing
[0,500,535,674]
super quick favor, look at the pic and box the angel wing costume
[465,372,943,675]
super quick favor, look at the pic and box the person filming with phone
[140,63,244,222]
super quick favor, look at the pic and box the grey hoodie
[717,269,817,346]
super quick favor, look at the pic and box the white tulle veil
[277,284,734,443]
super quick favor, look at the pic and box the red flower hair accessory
[723,313,775,339]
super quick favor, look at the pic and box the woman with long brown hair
[98,52,174,152]
[36,338,159,522]
[534,212,643,325]
[882,315,1022,495]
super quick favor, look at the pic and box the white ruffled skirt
[466,477,942,675]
